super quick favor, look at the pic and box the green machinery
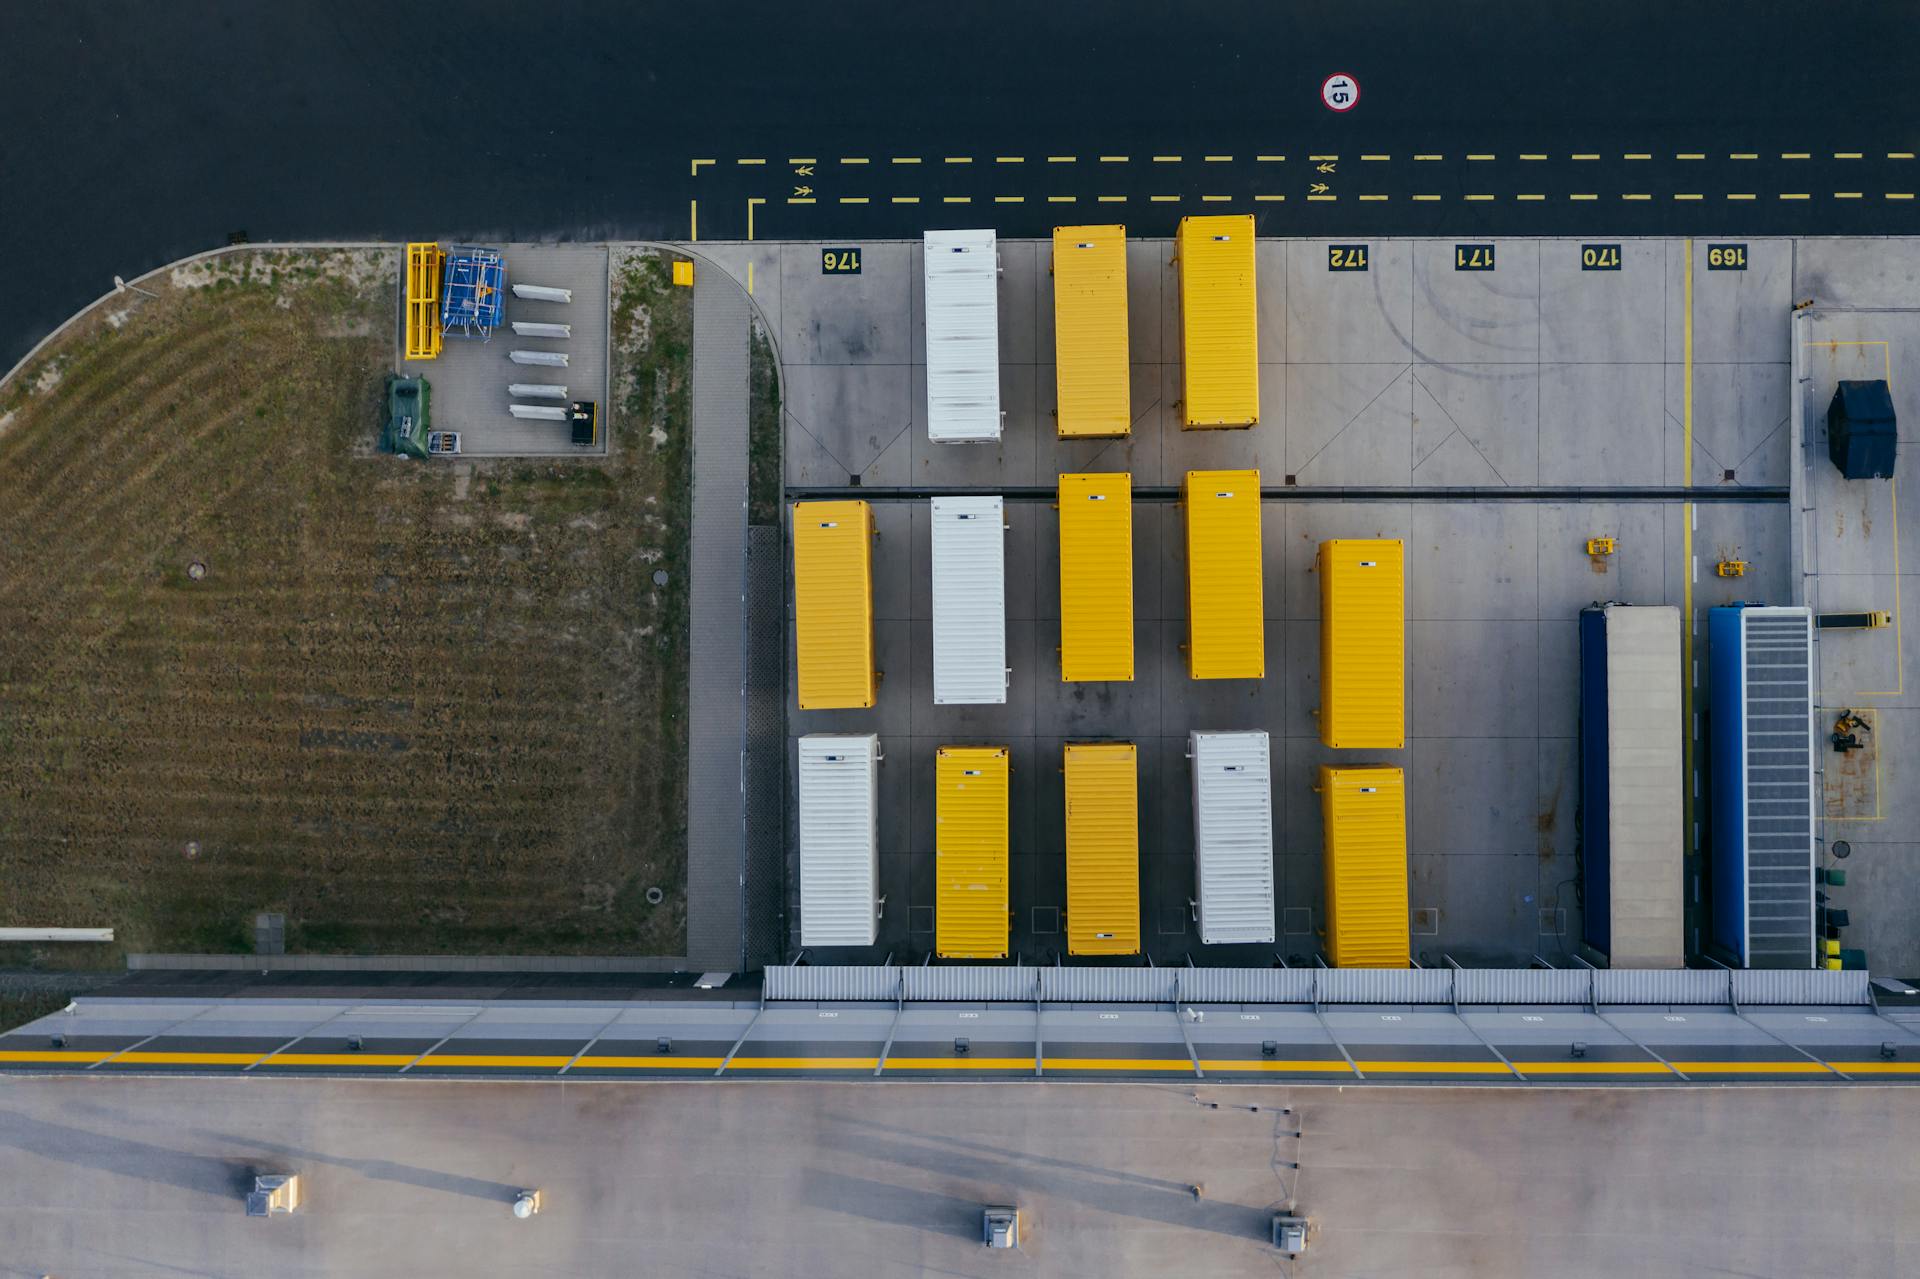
[383,375,432,458]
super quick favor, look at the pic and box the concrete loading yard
[740,230,1917,976]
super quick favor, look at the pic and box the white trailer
[931,496,1008,704]
[798,734,882,947]
[924,229,1002,442]
[1190,730,1275,945]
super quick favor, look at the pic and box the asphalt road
[1,1076,1913,1277]
[4,1,1919,370]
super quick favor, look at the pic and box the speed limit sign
[1321,73,1360,112]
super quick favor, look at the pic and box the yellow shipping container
[1064,743,1140,955]
[1318,765,1410,967]
[1052,225,1130,438]
[1058,472,1134,681]
[1176,214,1258,429]
[792,501,876,710]
[1183,469,1265,678]
[936,746,1010,958]
[1319,538,1404,747]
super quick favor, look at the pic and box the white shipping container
[931,496,1008,704]
[924,229,1002,442]
[1190,730,1275,945]
[798,734,881,947]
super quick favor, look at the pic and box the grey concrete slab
[1409,619,1538,738]
[1539,238,1667,365]
[1286,239,1415,365]
[1411,364,1540,486]
[1409,503,1540,621]
[1538,362,1666,486]
[1286,363,1413,485]
[777,240,912,366]
[1410,238,1540,366]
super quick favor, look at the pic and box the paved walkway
[685,270,752,969]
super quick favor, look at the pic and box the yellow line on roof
[1200,1059,1355,1073]
[884,1057,1037,1070]
[725,1057,880,1070]
[572,1056,727,1069]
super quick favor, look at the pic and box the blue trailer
[1708,605,1816,968]
[1578,605,1684,967]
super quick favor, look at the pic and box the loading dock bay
[684,234,1920,972]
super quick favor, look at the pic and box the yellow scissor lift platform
[406,242,445,361]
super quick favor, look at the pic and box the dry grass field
[0,247,691,959]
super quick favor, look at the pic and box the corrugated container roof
[931,496,1007,704]
[797,734,880,948]
[924,229,1002,442]
[1320,765,1410,967]
[1190,730,1275,944]
[1052,225,1130,438]
[1058,472,1134,681]
[791,501,875,709]
[1176,215,1259,428]
[1183,469,1265,679]
[1319,539,1404,748]
[1064,743,1141,955]
[936,746,1010,958]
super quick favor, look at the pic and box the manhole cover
[187,561,207,581]
[645,886,665,905]
[1833,840,1852,859]
[653,570,669,587]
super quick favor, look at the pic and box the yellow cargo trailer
[1058,472,1134,681]
[1052,225,1130,438]
[792,501,876,710]
[1183,469,1265,678]
[936,746,1010,958]
[1318,538,1405,748]
[1318,765,1410,967]
[1175,214,1258,429]
[1063,742,1140,955]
